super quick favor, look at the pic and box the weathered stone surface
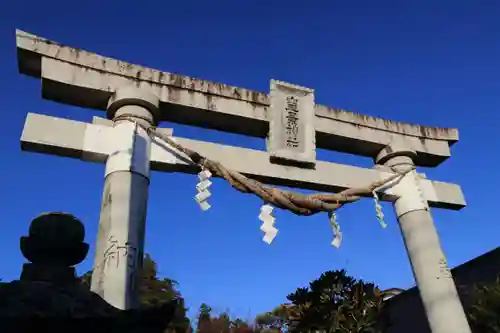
[16,29,459,167]
[88,86,157,310]
[21,113,466,210]
[268,80,315,166]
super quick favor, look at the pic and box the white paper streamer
[372,191,387,228]
[259,204,278,244]
[329,212,342,248]
[195,169,212,211]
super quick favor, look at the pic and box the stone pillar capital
[107,86,161,126]
[375,142,417,167]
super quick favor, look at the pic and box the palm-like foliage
[284,270,384,333]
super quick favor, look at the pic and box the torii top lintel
[16,30,459,167]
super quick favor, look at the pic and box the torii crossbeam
[16,30,471,333]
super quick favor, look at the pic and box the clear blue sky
[1,0,499,321]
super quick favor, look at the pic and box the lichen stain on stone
[232,88,242,99]
[167,86,180,103]
[125,63,135,76]
[117,62,127,74]
[250,91,268,104]
[103,186,112,209]
[158,71,166,85]
[53,46,62,59]
[418,136,428,149]
[208,83,226,95]
[150,70,267,105]
[169,74,185,88]
[321,106,457,140]
[206,95,217,111]
[419,126,457,139]
[134,78,141,88]
[67,47,81,62]
[257,105,269,118]
[191,78,205,91]
[135,70,142,81]
[197,78,208,91]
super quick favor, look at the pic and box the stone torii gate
[16,30,470,333]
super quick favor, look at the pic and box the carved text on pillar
[437,257,453,279]
[103,236,138,270]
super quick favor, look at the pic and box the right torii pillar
[376,143,471,333]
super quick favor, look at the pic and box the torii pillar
[90,87,160,310]
[376,143,471,333]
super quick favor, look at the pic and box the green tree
[197,303,213,333]
[275,270,384,333]
[79,253,192,333]
[139,253,181,308]
[467,277,500,333]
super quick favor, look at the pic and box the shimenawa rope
[113,115,414,217]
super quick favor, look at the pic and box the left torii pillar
[90,86,160,310]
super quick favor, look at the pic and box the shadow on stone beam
[0,212,177,333]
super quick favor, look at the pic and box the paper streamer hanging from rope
[195,169,213,211]
[134,121,416,247]
[372,190,387,228]
[329,211,342,248]
[259,204,278,244]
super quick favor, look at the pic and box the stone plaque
[268,80,316,165]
